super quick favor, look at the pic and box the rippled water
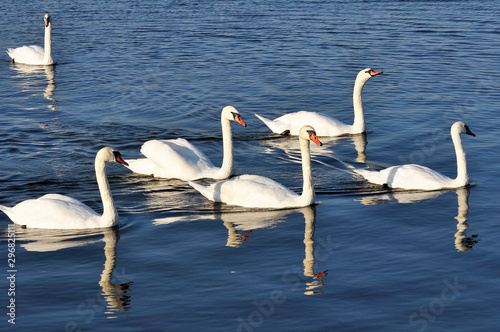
[1,1,499,331]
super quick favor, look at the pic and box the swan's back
[1,194,100,229]
[7,45,45,65]
[140,139,217,180]
[356,164,454,190]
[256,111,351,136]
[190,175,301,208]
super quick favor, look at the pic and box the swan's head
[44,13,52,28]
[358,68,383,82]
[452,121,476,137]
[222,105,247,127]
[97,147,129,166]
[300,125,323,146]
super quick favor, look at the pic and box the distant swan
[255,68,382,136]
[7,13,54,65]
[0,147,128,229]
[126,106,247,181]
[354,121,475,190]
[189,125,323,208]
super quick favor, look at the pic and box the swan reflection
[155,206,329,294]
[356,187,479,251]
[14,226,133,315]
[259,132,367,163]
[302,205,327,295]
[10,63,57,110]
[454,187,479,251]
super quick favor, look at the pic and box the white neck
[43,23,53,65]
[95,157,118,227]
[452,130,468,187]
[216,116,234,178]
[300,136,315,205]
[351,77,368,133]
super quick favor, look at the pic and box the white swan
[7,13,54,65]
[255,68,382,136]
[189,125,323,208]
[354,121,475,190]
[126,106,247,181]
[0,147,129,229]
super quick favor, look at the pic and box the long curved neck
[217,117,234,178]
[43,23,53,64]
[300,138,315,204]
[452,131,468,186]
[95,158,118,227]
[352,77,368,133]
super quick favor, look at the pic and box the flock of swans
[1,13,476,230]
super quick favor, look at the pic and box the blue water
[1,1,500,331]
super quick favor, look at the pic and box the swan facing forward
[189,125,323,209]
[255,68,382,136]
[7,13,54,65]
[0,147,128,229]
[126,106,247,181]
[354,121,475,190]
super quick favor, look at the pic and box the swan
[255,68,382,136]
[188,125,323,208]
[0,147,129,229]
[126,106,247,181]
[354,121,475,190]
[7,13,54,65]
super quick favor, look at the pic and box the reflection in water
[302,205,327,295]
[356,187,479,251]
[10,63,57,110]
[260,132,367,162]
[15,226,133,316]
[454,187,479,252]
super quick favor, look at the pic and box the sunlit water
[1,1,499,331]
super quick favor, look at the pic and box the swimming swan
[0,147,128,229]
[255,68,382,136]
[126,106,247,181]
[7,13,55,65]
[354,121,475,190]
[189,125,323,208]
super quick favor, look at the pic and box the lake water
[1,1,499,331]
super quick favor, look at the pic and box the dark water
[1,1,499,331]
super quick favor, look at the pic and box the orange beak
[370,69,383,76]
[310,133,322,146]
[233,114,247,127]
[115,154,129,166]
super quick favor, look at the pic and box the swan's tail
[255,114,283,134]
[188,181,214,201]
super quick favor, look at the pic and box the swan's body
[255,68,382,136]
[7,13,54,65]
[0,147,128,229]
[354,122,475,190]
[189,125,322,208]
[126,106,246,181]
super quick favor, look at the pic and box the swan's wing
[257,111,351,136]
[140,139,217,179]
[4,195,99,229]
[7,45,44,64]
[190,175,299,208]
[356,164,453,190]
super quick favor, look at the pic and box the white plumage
[354,121,475,190]
[189,125,323,208]
[255,68,382,136]
[126,106,247,181]
[7,13,55,65]
[0,147,128,229]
